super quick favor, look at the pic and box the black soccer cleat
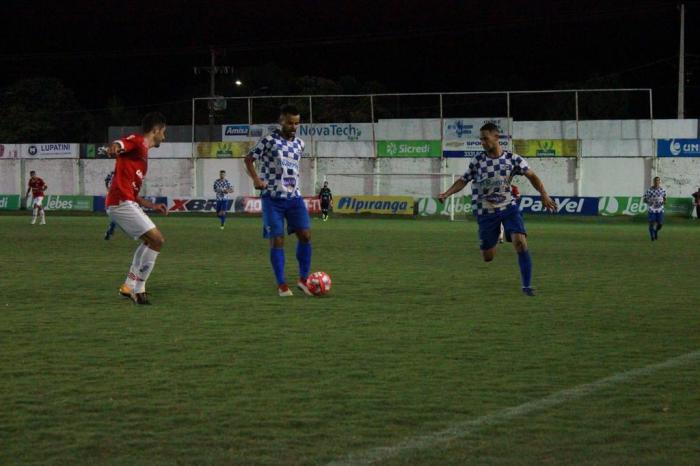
[522,287,536,297]
[133,292,152,305]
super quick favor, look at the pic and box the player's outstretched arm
[438,178,468,203]
[524,171,556,211]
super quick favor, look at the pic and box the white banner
[223,123,373,142]
[222,124,279,141]
[0,144,20,159]
[20,143,79,159]
[443,118,512,140]
[375,119,441,140]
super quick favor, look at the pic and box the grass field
[1,213,699,465]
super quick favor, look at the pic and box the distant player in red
[106,112,168,305]
[499,184,520,243]
[25,170,47,225]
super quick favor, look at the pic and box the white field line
[327,350,700,466]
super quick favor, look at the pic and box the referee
[318,181,333,221]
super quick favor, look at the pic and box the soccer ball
[306,271,332,296]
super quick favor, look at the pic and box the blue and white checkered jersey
[213,178,233,200]
[644,187,666,213]
[248,130,305,199]
[460,151,529,216]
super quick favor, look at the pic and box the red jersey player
[106,112,168,305]
[25,170,48,225]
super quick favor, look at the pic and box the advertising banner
[376,140,441,157]
[519,196,598,215]
[657,139,700,157]
[598,196,693,217]
[168,198,234,212]
[335,195,414,215]
[237,196,321,214]
[415,196,472,216]
[0,194,21,210]
[298,123,373,141]
[442,137,511,158]
[44,195,93,211]
[0,144,20,159]
[21,143,79,159]
[92,196,167,212]
[222,124,279,142]
[513,139,578,157]
[196,142,254,158]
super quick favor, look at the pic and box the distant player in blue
[439,123,556,296]
[643,176,666,241]
[104,171,117,240]
[213,170,234,230]
[244,104,313,297]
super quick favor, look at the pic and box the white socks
[134,247,159,293]
[126,244,148,289]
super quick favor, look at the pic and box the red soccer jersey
[28,177,47,197]
[105,134,149,207]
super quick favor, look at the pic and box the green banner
[416,196,472,216]
[0,194,21,210]
[513,139,578,157]
[45,195,94,211]
[377,140,442,157]
[598,196,693,217]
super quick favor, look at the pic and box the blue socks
[517,250,532,289]
[270,248,286,285]
[218,215,226,226]
[649,224,656,240]
[296,242,312,281]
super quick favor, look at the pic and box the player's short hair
[280,104,300,116]
[220,170,226,174]
[30,170,36,176]
[142,112,167,133]
[480,122,499,133]
[653,176,661,181]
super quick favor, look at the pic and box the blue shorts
[262,196,310,238]
[215,199,232,212]
[477,205,527,251]
[648,211,664,223]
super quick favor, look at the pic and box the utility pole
[678,3,685,119]
[194,47,232,141]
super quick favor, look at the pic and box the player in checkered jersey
[213,170,234,230]
[643,176,666,241]
[439,123,556,296]
[244,104,313,297]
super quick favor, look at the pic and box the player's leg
[696,205,700,220]
[104,219,116,240]
[647,212,656,240]
[263,197,291,296]
[498,222,504,243]
[321,201,329,221]
[503,207,533,295]
[131,227,165,304]
[31,202,37,224]
[477,214,500,262]
[287,197,313,295]
[655,212,664,239]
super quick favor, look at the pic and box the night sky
[1,0,698,121]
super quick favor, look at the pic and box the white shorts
[107,201,156,240]
[32,196,44,208]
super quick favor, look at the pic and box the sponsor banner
[237,196,321,214]
[416,196,471,216]
[92,196,167,212]
[168,198,235,212]
[376,140,441,157]
[298,123,373,141]
[222,124,279,142]
[0,194,21,210]
[443,118,511,140]
[519,196,598,215]
[44,195,93,211]
[196,142,255,158]
[513,139,578,157]
[442,137,511,158]
[657,139,700,157]
[335,195,414,215]
[21,143,79,159]
[598,196,693,217]
[0,144,20,159]
[84,144,109,159]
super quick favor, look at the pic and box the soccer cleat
[220,225,225,230]
[31,219,36,225]
[132,292,151,305]
[522,287,536,297]
[104,230,112,240]
[297,279,314,296]
[278,284,293,297]
[119,283,133,298]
